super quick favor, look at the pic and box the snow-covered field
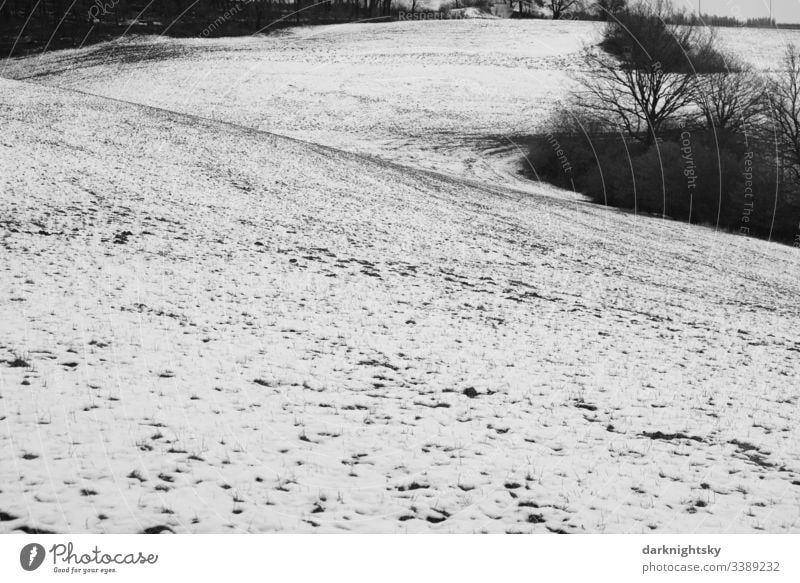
[5,20,800,191]
[3,20,599,193]
[1,20,799,534]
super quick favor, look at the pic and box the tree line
[1,0,401,54]
[518,0,795,28]
[3,0,793,56]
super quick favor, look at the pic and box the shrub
[528,122,800,243]
[599,0,725,74]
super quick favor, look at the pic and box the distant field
[3,20,597,193]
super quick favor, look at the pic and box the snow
[1,20,799,534]
[6,21,799,193]
[4,20,600,197]
[7,20,798,197]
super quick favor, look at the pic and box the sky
[676,0,800,23]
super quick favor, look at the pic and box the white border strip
[1,534,798,582]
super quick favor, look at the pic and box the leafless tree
[533,0,582,20]
[694,56,767,133]
[579,50,698,145]
[577,0,724,145]
[767,44,800,181]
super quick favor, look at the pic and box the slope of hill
[2,20,598,195]
[1,20,800,534]
[6,20,800,193]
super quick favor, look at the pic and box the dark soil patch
[397,482,429,492]
[7,357,30,368]
[16,525,57,534]
[641,431,705,443]
[573,399,598,412]
[141,525,174,534]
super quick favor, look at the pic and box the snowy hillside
[1,20,799,534]
[2,20,599,195]
[6,20,800,193]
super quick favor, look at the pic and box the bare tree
[533,0,582,20]
[694,56,767,133]
[767,44,800,181]
[578,0,724,145]
[580,51,698,145]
